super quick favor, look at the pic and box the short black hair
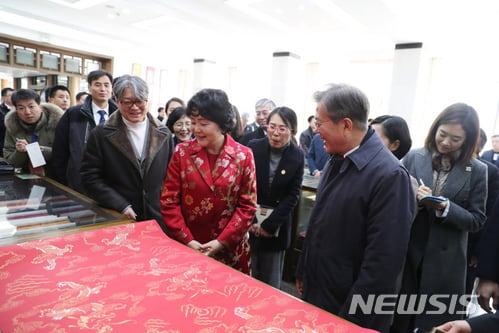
[376,115,412,159]
[1,87,14,97]
[166,107,187,132]
[307,115,315,123]
[76,91,89,100]
[478,128,487,150]
[48,85,70,99]
[268,106,299,145]
[186,88,234,134]
[87,70,113,85]
[11,89,41,106]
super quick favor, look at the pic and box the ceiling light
[311,0,363,28]
[225,0,294,32]
[47,0,107,10]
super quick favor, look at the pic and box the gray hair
[255,98,276,110]
[313,83,369,130]
[113,75,149,101]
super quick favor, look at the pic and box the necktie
[98,110,106,124]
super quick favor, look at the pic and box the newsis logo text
[349,294,478,315]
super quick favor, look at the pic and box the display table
[0,220,377,332]
[0,174,133,246]
[283,174,320,281]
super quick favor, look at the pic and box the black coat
[51,96,118,193]
[248,138,304,251]
[468,312,499,332]
[80,111,174,230]
[476,195,499,282]
[0,103,11,157]
[481,149,499,168]
[239,127,266,146]
[296,131,415,333]
[469,160,499,257]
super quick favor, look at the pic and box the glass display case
[0,174,132,246]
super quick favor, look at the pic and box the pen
[419,178,425,186]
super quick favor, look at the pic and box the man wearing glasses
[238,98,276,146]
[295,83,415,333]
[80,75,173,228]
[52,70,117,193]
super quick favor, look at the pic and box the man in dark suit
[0,87,14,157]
[466,129,499,295]
[51,70,117,193]
[238,98,275,146]
[295,84,415,333]
[481,134,499,167]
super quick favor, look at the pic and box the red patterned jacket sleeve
[217,147,257,249]
[160,147,194,244]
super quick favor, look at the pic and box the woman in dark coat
[391,103,487,332]
[80,75,174,231]
[248,106,304,288]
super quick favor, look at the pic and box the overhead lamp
[224,0,294,33]
[310,0,363,28]
[47,0,107,10]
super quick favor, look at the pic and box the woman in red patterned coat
[160,88,257,274]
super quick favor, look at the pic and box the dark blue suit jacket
[468,312,499,332]
[476,195,499,282]
[248,137,304,251]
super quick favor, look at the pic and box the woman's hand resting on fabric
[199,240,224,257]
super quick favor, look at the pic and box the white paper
[0,221,16,238]
[26,185,46,209]
[26,142,46,168]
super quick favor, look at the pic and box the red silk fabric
[0,220,377,332]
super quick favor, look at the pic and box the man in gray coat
[295,83,415,333]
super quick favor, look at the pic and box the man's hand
[122,206,137,220]
[15,138,28,153]
[434,320,471,333]
[476,279,499,312]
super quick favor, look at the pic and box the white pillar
[271,51,301,109]
[388,42,424,128]
[193,58,216,93]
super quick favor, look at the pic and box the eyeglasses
[256,110,270,117]
[268,123,290,134]
[173,121,191,129]
[120,99,147,108]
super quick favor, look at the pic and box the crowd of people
[1,73,498,333]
